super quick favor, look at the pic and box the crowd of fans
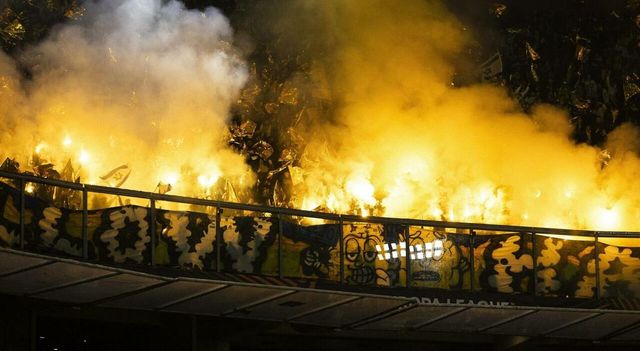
[480,1,640,144]
[3,0,640,204]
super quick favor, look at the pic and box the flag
[480,52,503,80]
[99,164,131,188]
[156,182,172,195]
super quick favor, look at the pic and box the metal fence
[0,171,640,298]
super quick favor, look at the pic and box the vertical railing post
[594,232,601,299]
[470,229,475,292]
[405,226,411,288]
[277,212,284,279]
[82,187,88,259]
[19,178,25,250]
[215,206,222,272]
[149,198,156,266]
[339,215,345,285]
[532,232,537,297]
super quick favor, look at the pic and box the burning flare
[1,0,640,233]
[266,0,640,232]
[0,0,252,205]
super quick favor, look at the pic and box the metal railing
[2,169,639,300]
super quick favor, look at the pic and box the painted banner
[409,226,471,290]
[474,232,534,294]
[1,182,640,303]
[534,235,595,298]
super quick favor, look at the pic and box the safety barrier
[1,170,639,301]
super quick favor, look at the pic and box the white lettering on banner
[413,297,514,307]
[375,239,444,261]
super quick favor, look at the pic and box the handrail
[2,169,640,237]
[6,168,640,301]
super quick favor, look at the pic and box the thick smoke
[266,0,640,231]
[3,0,640,231]
[0,0,251,199]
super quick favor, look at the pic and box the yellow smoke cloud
[0,0,253,200]
[286,0,639,231]
[1,0,639,232]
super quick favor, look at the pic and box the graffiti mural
[342,223,405,287]
[409,227,471,290]
[281,221,340,280]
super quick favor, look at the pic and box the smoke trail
[0,0,251,199]
[252,0,640,231]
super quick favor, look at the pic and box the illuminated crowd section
[1,172,640,303]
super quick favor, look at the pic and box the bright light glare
[346,177,375,204]
[161,172,179,185]
[25,183,35,193]
[595,206,620,231]
[197,173,220,188]
[62,136,72,147]
[34,142,46,154]
[78,150,91,165]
